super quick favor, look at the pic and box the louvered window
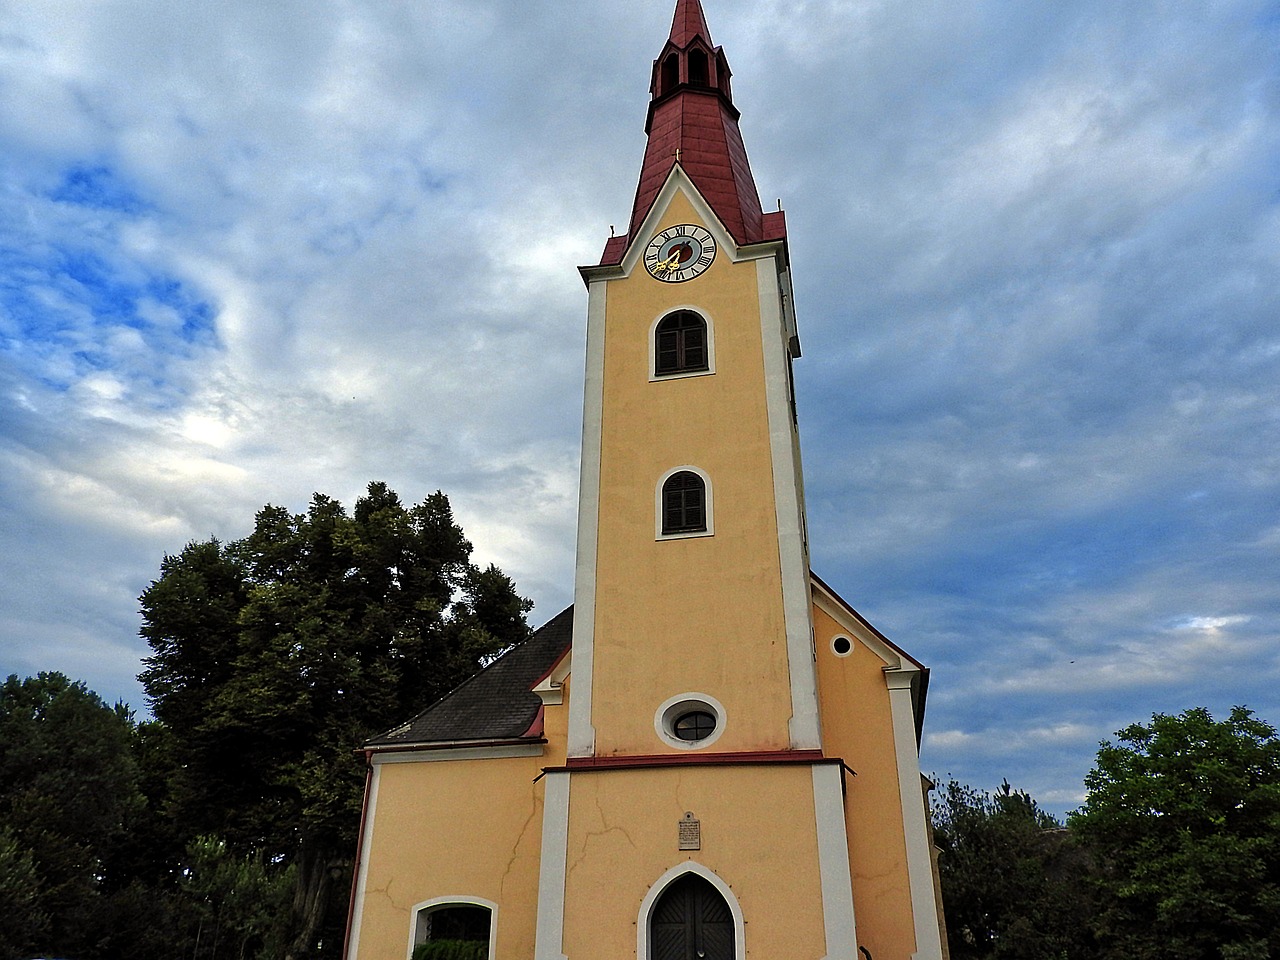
[655,311,709,376]
[662,471,706,535]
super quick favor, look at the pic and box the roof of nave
[365,572,930,751]
[364,605,573,749]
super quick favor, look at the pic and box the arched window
[661,53,680,95]
[411,900,494,960]
[661,471,706,536]
[654,310,708,376]
[688,48,709,87]
[650,873,735,960]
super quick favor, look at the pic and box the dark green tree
[932,778,1095,960]
[0,672,146,959]
[1070,706,1280,960]
[180,835,295,960]
[139,482,532,960]
[0,827,48,959]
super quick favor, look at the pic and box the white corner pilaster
[885,669,944,960]
[344,763,381,960]
[567,279,607,758]
[812,763,858,960]
[757,257,821,750]
[533,770,571,960]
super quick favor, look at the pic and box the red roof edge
[599,233,629,266]
[553,749,830,772]
[761,209,787,242]
[520,704,546,739]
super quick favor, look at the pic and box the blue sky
[0,0,1277,814]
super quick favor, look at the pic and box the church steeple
[601,0,783,265]
[666,0,714,47]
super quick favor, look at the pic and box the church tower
[344,4,947,960]
[567,0,817,765]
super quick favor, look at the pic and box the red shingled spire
[599,0,785,265]
[668,0,713,47]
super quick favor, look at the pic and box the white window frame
[655,464,714,541]
[649,306,716,381]
[654,691,728,751]
[407,895,498,960]
[830,634,854,658]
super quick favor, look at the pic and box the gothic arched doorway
[650,872,735,960]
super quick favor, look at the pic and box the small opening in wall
[674,710,717,742]
[832,636,852,657]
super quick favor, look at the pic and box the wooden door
[651,873,735,960]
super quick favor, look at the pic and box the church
[343,3,947,959]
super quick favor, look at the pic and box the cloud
[0,0,1277,817]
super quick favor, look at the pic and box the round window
[655,693,726,750]
[832,635,853,657]
[673,710,717,742]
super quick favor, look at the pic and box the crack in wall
[567,787,637,877]
[499,799,541,896]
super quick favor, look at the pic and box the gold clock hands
[654,249,682,276]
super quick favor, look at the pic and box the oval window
[656,693,726,750]
[674,710,717,742]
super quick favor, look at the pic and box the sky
[1,0,1277,815]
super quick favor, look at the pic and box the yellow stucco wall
[356,754,545,959]
[811,601,919,959]
[561,763,828,959]
[590,190,795,757]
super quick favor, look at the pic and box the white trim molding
[648,305,716,382]
[636,861,747,960]
[407,895,498,960]
[812,764,859,960]
[533,771,571,960]
[344,762,382,960]
[567,279,608,758]
[533,650,571,706]
[621,166,739,279]
[757,258,821,750]
[370,743,544,765]
[655,464,715,541]
[885,669,945,960]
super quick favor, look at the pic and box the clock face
[644,224,717,283]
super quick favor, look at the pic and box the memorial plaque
[678,811,701,851]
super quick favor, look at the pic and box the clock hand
[654,251,681,275]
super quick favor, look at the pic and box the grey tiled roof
[365,606,573,748]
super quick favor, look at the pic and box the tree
[1070,706,1280,960]
[180,835,295,960]
[0,672,146,959]
[139,482,532,959]
[0,827,48,959]
[932,778,1095,960]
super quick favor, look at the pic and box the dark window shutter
[662,471,707,535]
[655,311,709,376]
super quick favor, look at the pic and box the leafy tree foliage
[180,835,295,960]
[932,778,1095,960]
[1070,706,1280,960]
[0,827,48,959]
[411,940,489,960]
[0,672,153,959]
[139,482,532,959]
